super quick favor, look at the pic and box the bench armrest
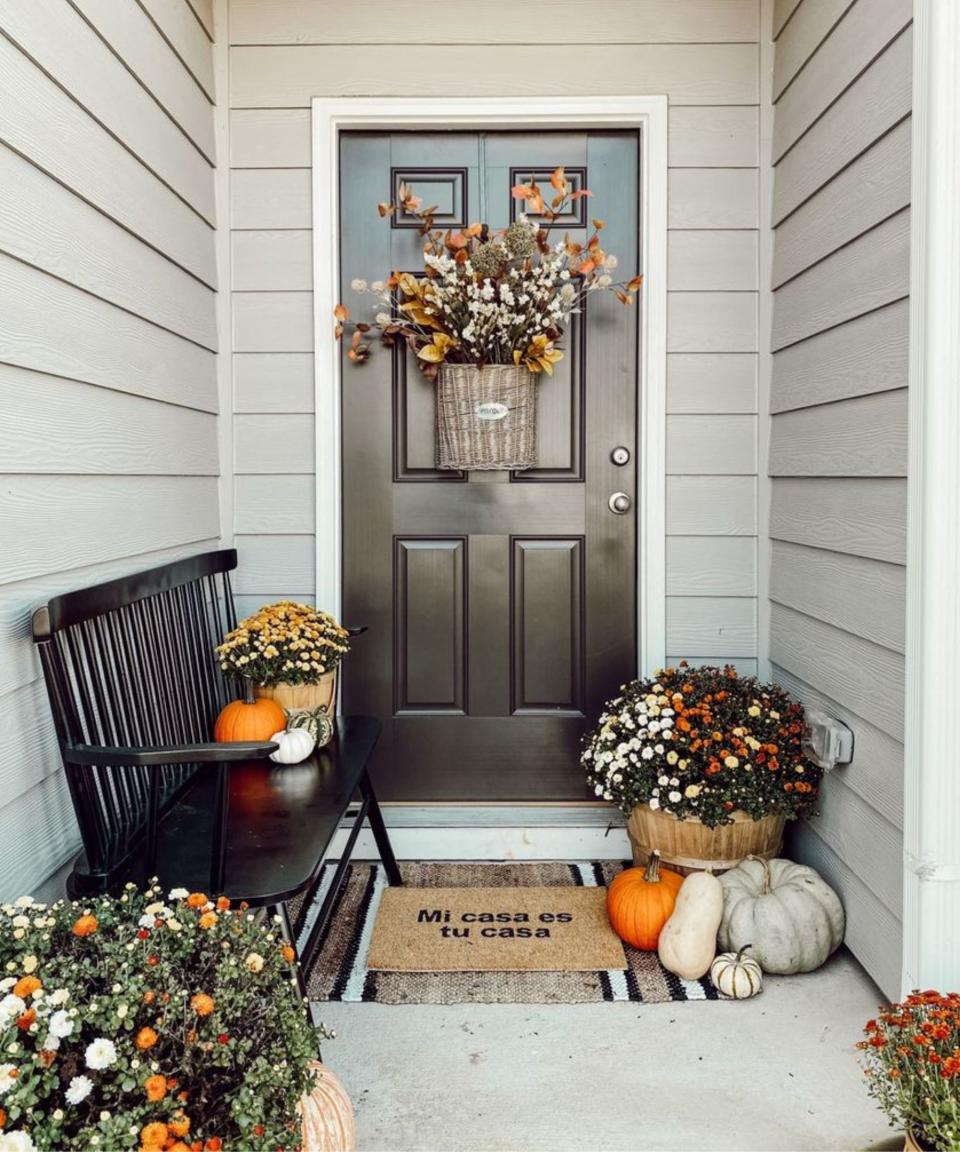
[63,740,278,767]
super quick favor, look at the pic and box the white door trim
[312,95,668,675]
[903,1,960,995]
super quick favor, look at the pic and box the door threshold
[332,804,631,861]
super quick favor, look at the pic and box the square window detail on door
[340,130,639,802]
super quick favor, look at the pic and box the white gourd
[288,707,335,748]
[710,946,763,999]
[269,728,316,765]
[718,855,844,974]
[657,869,723,980]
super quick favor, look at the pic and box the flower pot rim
[629,805,786,828]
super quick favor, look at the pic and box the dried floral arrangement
[334,167,643,377]
[0,885,325,1151]
[859,990,960,1149]
[216,602,350,687]
[582,664,822,828]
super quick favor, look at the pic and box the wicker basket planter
[436,363,536,470]
[255,669,337,719]
[627,804,785,876]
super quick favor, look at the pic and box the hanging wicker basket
[627,805,785,876]
[435,363,537,471]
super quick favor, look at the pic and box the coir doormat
[367,886,626,972]
[298,861,720,1005]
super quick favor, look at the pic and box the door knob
[608,491,632,515]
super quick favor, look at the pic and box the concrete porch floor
[318,948,898,1152]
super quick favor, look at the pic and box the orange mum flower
[72,914,98,937]
[144,1074,168,1102]
[191,992,215,1017]
[186,893,208,909]
[170,1113,191,1138]
[136,1027,158,1051]
[143,990,156,1005]
[140,1122,169,1148]
[205,1139,222,1152]
[16,1008,36,1031]
[0,1107,6,1129]
[197,912,218,930]
[13,976,41,999]
[216,896,230,911]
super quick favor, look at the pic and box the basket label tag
[476,401,509,421]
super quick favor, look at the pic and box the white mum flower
[640,747,654,761]
[0,1132,37,1152]
[169,887,189,900]
[65,1075,94,1105]
[0,1064,17,1097]
[85,1038,117,1070]
[668,791,682,804]
[48,989,69,1006]
[649,798,660,810]
[245,952,265,974]
[0,996,25,1028]
[48,1010,73,1039]
[350,278,367,293]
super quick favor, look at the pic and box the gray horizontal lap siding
[0,0,218,900]
[769,0,911,997]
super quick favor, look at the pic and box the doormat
[367,886,626,972]
[297,861,720,1005]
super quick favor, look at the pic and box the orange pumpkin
[214,680,286,743]
[607,850,683,951]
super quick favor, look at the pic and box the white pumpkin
[269,727,316,765]
[710,945,763,999]
[657,869,723,980]
[298,1060,355,1152]
[718,855,844,974]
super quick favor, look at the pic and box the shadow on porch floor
[317,946,894,1152]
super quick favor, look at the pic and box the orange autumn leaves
[335,165,643,376]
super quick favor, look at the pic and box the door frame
[312,95,668,674]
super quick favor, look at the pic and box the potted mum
[335,169,643,471]
[0,885,334,1151]
[582,664,822,872]
[858,991,960,1150]
[216,601,350,721]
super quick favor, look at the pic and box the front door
[340,130,639,801]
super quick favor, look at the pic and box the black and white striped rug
[297,861,718,1005]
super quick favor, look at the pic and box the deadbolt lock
[610,446,631,466]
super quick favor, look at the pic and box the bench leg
[274,902,309,1003]
[360,769,402,887]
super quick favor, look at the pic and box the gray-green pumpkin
[718,855,844,974]
[287,707,335,748]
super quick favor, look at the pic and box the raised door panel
[394,538,466,713]
[511,538,584,715]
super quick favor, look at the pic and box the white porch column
[903,0,960,994]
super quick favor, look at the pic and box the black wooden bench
[31,548,401,995]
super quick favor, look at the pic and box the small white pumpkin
[718,854,844,974]
[710,945,763,999]
[269,727,316,765]
[657,869,723,980]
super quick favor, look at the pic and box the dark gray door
[340,130,639,801]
